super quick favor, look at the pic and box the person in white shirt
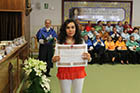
[88,27,98,41]
[116,21,124,34]
[121,28,130,42]
[110,26,120,42]
[131,27,140,43]
[105,21,113,32]
[92,33,105,64]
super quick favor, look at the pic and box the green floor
[49,64,140,93]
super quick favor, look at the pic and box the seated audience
[110,26,120,42]
[131,27,140,43]
[93,33,105,64]
[115,36,129,64]
[116,21,124,34]
[123,21,133,34]
[83,34,94,64]
[121,28,130,42]
[83,34,93,51]
[88,27,98,41]
[126,35,140,64]
[99,26,109,41]
[105,21,113,32]
[104,36,116,64]
[75,19,82,31]
[81,25,88,36]
[95,21,103,32]
[85,21,92,32]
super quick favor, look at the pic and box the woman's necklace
[66,38,75,44]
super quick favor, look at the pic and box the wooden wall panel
[0,0,25,11]
[0,0,30,43]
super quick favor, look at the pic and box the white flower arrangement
[41,75,51,92]
[23,58,51,93]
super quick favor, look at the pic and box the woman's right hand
[52,56,60,63]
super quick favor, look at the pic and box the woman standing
[52,19,91,93]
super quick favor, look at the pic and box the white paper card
[56,44,88,67]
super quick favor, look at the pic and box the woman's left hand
[82,52,91,61]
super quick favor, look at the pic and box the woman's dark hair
[58,19,82,44]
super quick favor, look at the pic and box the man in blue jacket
[36,19,57,77]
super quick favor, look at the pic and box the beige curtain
[0,12,22,41]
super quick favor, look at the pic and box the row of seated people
[76,19,140,43]
[81,25,140,44]
[76,19,140,64]
[77,20,134,35]
[83,33,140,65]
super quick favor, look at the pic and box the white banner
[72,7,125,22]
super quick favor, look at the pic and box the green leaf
[27,77,45,93]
